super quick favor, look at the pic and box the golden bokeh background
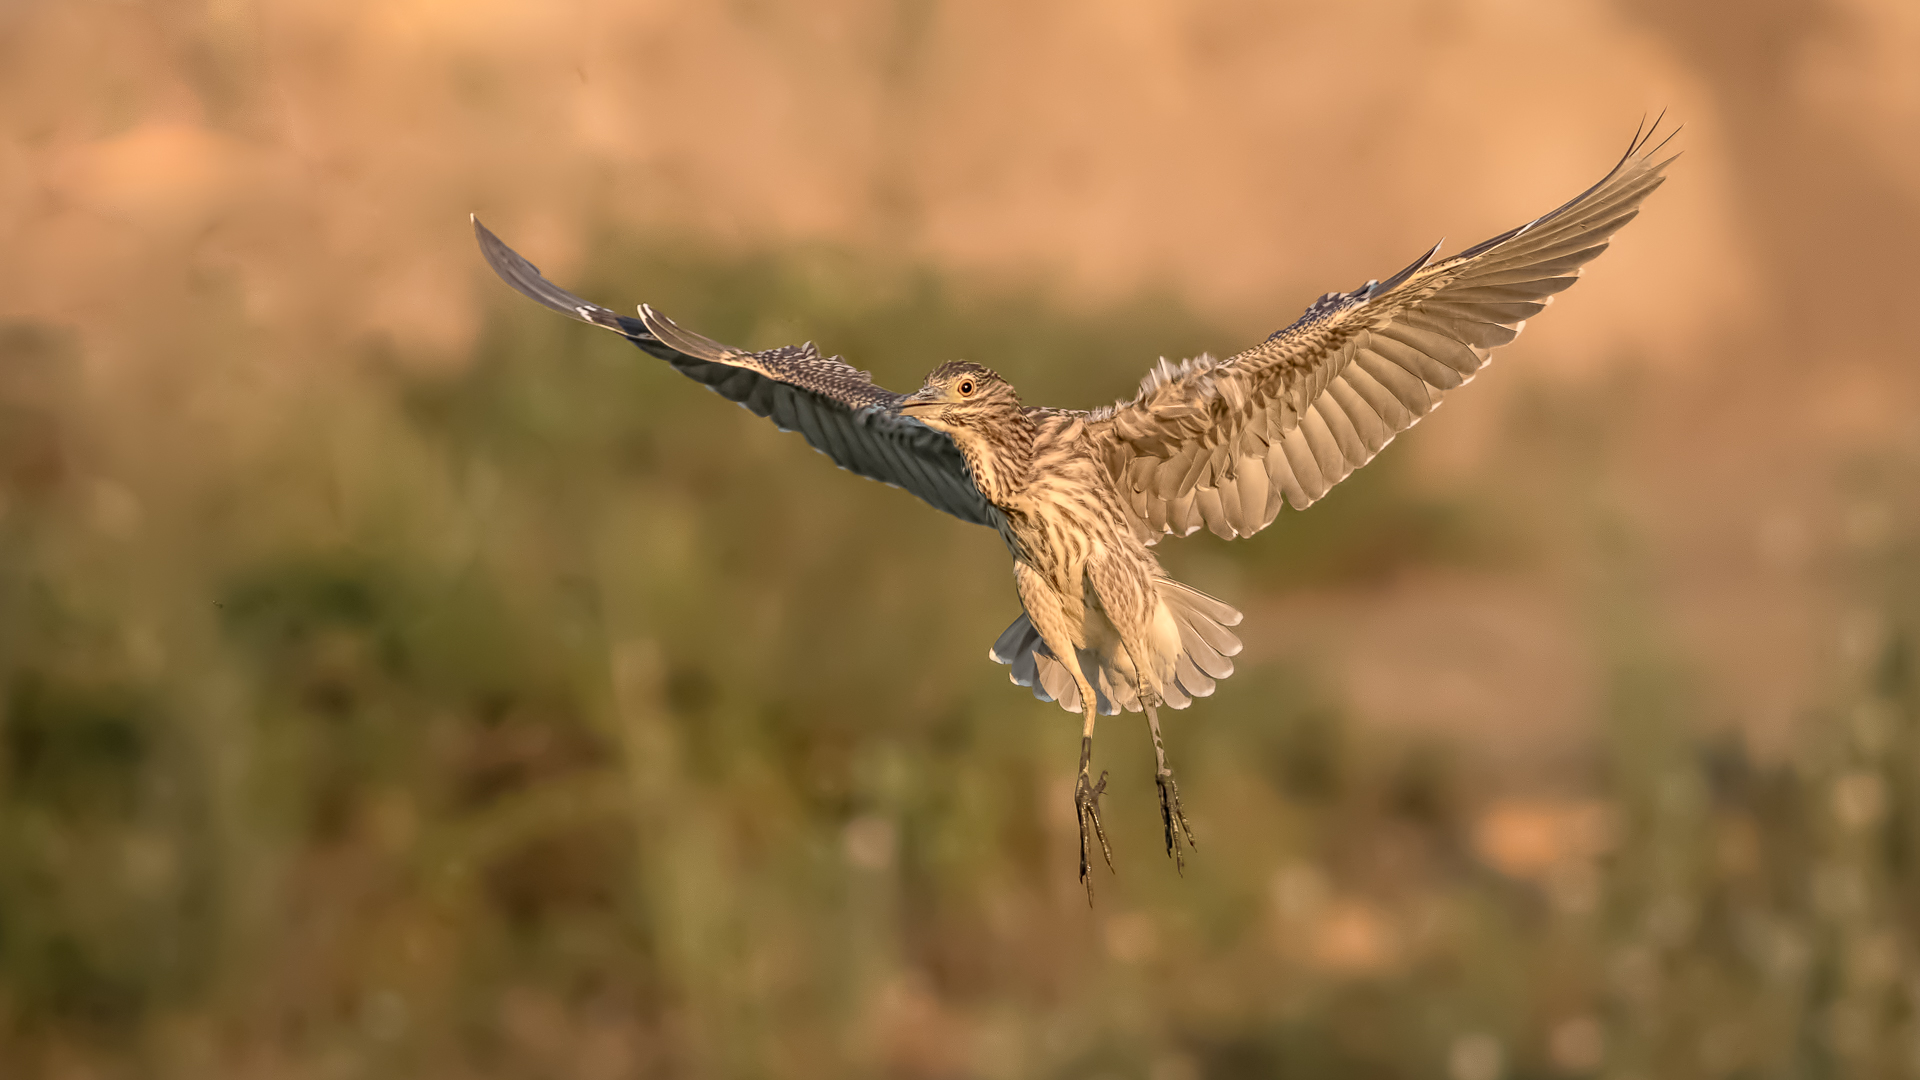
[3,1,1918,1077]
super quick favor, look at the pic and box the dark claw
[1075,768,1114,904]
[1157,770,1196,874]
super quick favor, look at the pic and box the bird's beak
[897,388,942,416]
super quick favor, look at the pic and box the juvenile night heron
[475,121,1675,900]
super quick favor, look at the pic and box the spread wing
[1088,118,1678,542]
[472,218,996,527]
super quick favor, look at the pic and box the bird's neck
[956,408,1036,506]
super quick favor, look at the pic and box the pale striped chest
[993,422,1135,588]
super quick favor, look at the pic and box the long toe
[1088,770,1114,871]
[1157,771,1196,873]
[1074,770,1115,903]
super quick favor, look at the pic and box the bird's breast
[997,458,1134,591]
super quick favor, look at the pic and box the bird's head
[897,361,1020,435]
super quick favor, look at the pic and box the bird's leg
[1075,703,1113,905]
[1117,639,1195,872]
[1146,702,1196,872]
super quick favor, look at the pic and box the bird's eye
[958,379,975,396]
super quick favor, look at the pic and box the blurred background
[3,1,1918,1077]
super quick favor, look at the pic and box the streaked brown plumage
[475,119,1677,900]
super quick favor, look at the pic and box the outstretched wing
[473,218,996,527]
[1088,119,1678,542]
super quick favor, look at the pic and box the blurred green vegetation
[1,238,1917,1080]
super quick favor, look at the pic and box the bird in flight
[475,120,1675,902]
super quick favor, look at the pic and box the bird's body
[972,402,1239,716]
[1000,413,1165,693]
[475,120,1677,898]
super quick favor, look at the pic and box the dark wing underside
[473,218,995,526]
[1087,119,1678,543]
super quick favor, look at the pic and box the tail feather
[1037,652,1085,710]
[1173,652,1216,699]
[988,578,1243,715]
[1172,611,1236,679]
[989,617,1033,664]
[993,617,1096,713]
[1163,580,1244,630]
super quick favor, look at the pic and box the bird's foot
[1075,767,1113,905]
[1156,768,1196,874]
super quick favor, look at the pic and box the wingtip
[470,216,640,335]
[1629,110,1682,162]
[470,214,512,259]
[1647,123,1684,162]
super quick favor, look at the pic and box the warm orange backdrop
[2,2,1916,1078]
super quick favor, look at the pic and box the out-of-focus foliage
[3,232,1919,1078]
